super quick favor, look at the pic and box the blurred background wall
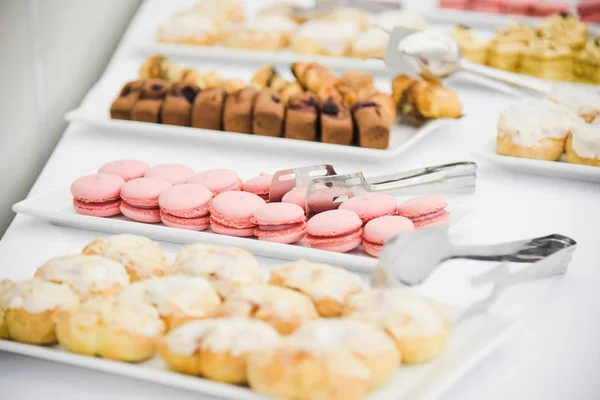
[0,0,141,237]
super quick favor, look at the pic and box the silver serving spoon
[384,27,552,96]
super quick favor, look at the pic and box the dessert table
[1,0,600,399]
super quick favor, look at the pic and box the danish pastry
[180,68,223,89]
[334,70,375,106]
[120,275,221,331]
[343,288,451,363]
[81,234,169,282]
[0,280,16,339]
[34,254,129,300]
[170,243,263,298]
[217,285,318,334]
[269,260,366,317]
[247,319,399,400]
[565,119,600,166]
[292,62,337,96]
[3,279,79,344]
[158,12,218,46]
[159,318,280,384]
[56,297,165,362]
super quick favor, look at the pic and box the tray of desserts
[66,56,462,163]
[12,160,473,273]
[472,87,600,182]
[0,236,515,400]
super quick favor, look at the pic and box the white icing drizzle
[345,288,448,338]
[547,87,600,118]
[164,318,280,356]
[170,244,263,297]
[159,12,216,41]
[120,275,220,318]
[69,297,164,338]
[293,20,361,55]
[82,234,169,279]
[498,98,579,146]
[0,280,16,322]
[352,27,389,53]
[35,254,129,298]
[571,120,600,159]
[7,279,80,313]
[270,260,366,303]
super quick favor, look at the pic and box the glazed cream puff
[565,118,600,167]
[268,260,366,317]
[343,288,451,364]
[34,254,129,300]
[158,12,218,46]
[56,297,165,362]
[247,319,399,400]
[82,234,169,282]
[547,87,600,123]
[217,285,318,335]
[350,27,389,59]
[3,279,80,345]
[520,38,573,81]
[220,16,297,51]
[158,318,280,384]
[169,243,263,298]
[450,25,489,65]
[497,98,579,161]
[291,20,361,57]
[0,280,16,339]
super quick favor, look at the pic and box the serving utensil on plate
[373,225,576,319]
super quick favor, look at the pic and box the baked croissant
[180,69,223,89]
[139,54,182,82]
[334,71,376,106]
[251,65,278,89]
[291,62,337,94]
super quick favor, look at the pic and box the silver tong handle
[366,161,477,195]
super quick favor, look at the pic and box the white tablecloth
[2,0,600,398]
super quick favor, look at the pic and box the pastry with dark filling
[110,80,144,120]
[161,82,200,126]
[130,79,169,123]
[353,101,390,150]
[191,87,226,131]
[285,92,319,141]
[253,88,285,137]
[320,97,353,145]
[223,87,259,134]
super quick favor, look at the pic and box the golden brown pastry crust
[496,131,566,161]
[139,54,182,82]
[565,134,600,166]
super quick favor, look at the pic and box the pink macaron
[242,173,273,201]
[188,169,242,195]
[362,215,415,258]
[396,194,451,228]
[210,191,266,237]
[159,183,213,231]
[98,160,149,182]
[338,193,397,223]
[281,185,336,213]
[305,209,363,253]
[144,163,195,185]
[282,186,309,211]
[251,202,307,244]
[70,173,125,217]
[120,177,172,223]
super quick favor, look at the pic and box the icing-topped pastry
[565,120,600,166]
[82,234,169,282]
[321,7,368,30]
[3,279,80,344]
[343,288,451,363]
[170,243,263,297]
[291,20,361,56]
[56,297,165,362]
[34,254,129,299]
[374,10,426,32]
[217,285,318,334]
[269,260,366,317]
[158,12,217,46]
[159,318,280,384]
[221,16,297,50]
[194,0,245,26]
[350,27,389,59]
[497,98,578,161]
[120,275,221,330]
[0,280,15,338]
[547,87,600,123]
[247,319,399,399]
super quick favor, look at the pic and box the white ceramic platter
[472,140,600,183]
[12,182,471,273]
[0,310,514,400]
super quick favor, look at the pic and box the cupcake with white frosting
[565,118,600,167]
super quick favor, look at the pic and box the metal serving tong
[373,225,576,320]
[269,161,477,216]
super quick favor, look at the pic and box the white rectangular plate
[65,109,447,163]
[12,182,470,273]
[472,140,600,183]
[0,312,514,400]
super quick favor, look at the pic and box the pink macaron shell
[396,195,448,219]
[72,199,122,217]
[144,164,195,185]
[71,173,125,203]
[121,177,172,208]
[306,209,363,237]
[305,229,363,253]
[413,210,451,229]
[255,222,307,244]
[98,160,150,182]
[281,186,308,210]
[251,202,306,226]
[161,212,210,231]
[158,184,212,218]
[362,240,383,258]
[188,169,242,195]
[242,173,273,199]
[211,191,266,225]
[338,193,397,222]
[363,215,415,245]
[210,218,256,237]
[120,202,162,223]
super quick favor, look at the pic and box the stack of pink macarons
[70,160,451,257]
[439,0,570,16]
